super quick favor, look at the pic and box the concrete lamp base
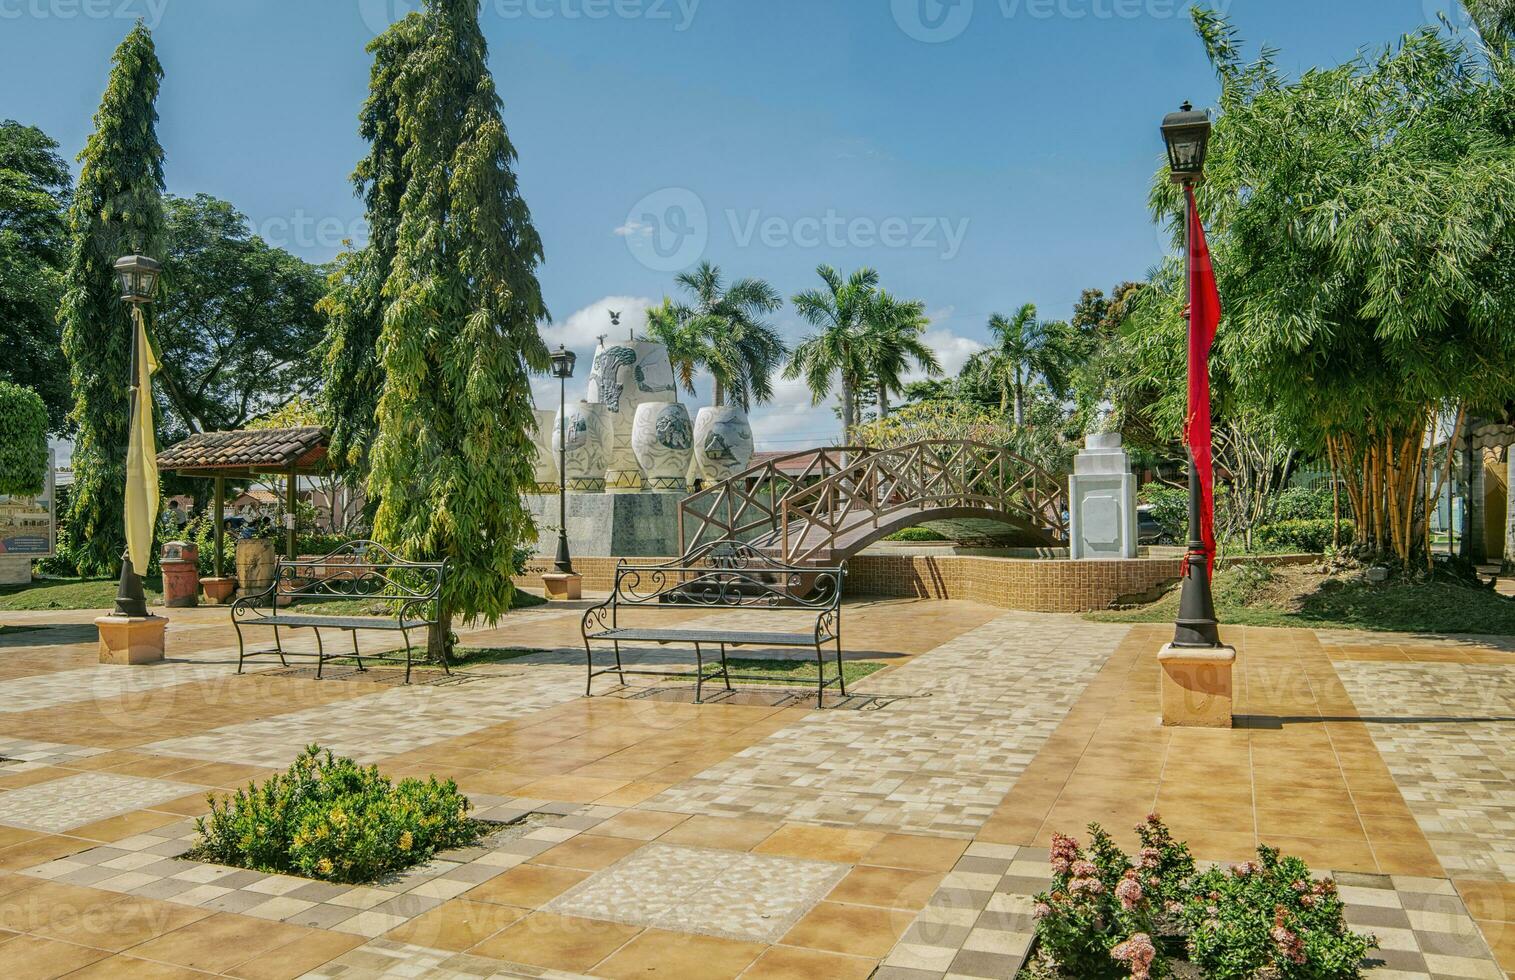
[1158,643,1235,728]
[96,615,167,666]
[542,572,583,602]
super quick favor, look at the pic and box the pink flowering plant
[1031,818,1376,979]
[1181,845,1377,979]
[1032,818,1183,978]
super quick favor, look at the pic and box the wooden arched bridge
[679,441,1069,564]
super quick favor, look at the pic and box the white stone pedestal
[1068,433,1137,560]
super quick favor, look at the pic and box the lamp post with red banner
[1162,102,1223,651]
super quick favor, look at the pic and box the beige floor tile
[825,866,944,911]
[382,898,527,952]
[739,944,877,980]
[658,814,785,852]
[590,928,764,979]
[0,934,111,979]
[527,834,645,872]
[469,911,642,972]
[464,864,590,908]
[778,901,911,958]
[752,824,885,864]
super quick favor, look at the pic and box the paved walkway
[0,597,1509,977]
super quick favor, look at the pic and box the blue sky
[3,0,1467,450]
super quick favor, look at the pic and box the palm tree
[644,262,785,411]
[862,292,940,419]
[786,265,880,442]
[966,303,1072,426]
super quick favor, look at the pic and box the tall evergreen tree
[320,17,421,486]
[58,23,165,576]
[365,0,548,650]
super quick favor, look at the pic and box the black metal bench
[230,541,447,684]
[581,540,847,707]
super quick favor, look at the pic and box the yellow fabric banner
[124,307,160,576]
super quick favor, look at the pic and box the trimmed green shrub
[1272,486,1336,522]
[1255,520,1354,553]
[884,527,949,542]
[1139,483,1189,541]
[0,381,49,496]
[193,745,481,884]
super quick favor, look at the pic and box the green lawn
[722,657,886,686]
[0,576,163,611]
[1089,563,1515,635]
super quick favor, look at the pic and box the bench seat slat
[589,627,819,646]
[241,614,428,631]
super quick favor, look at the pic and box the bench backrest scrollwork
[238,540,446,616]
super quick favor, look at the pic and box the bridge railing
[678,447,876,555]
[778,440,1068,563]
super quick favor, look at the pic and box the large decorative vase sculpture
[693,405,754,482]
[590,338,677,492]
[632,403,694,491]
[531,408,558,493]
[554,400,610,492]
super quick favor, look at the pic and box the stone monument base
[525,492,684,559]
[0,556,31,586]
[96,615,167,665]
[1157,643,1235,728]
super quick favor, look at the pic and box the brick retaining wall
[518,552,1318,614]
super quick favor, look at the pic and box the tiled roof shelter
[156,427,332,578]
[157,426,329,475]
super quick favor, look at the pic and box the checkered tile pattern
[20,798,619,938]
[0,772,201,832]
[873,850,1504,979]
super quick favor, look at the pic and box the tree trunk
[841,382,854,445]
[426,593,453,664]
[713,379,725,408]
[878,385,889,420]
[1012,366,1025,427]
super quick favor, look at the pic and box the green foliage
[57,22,165,577]
[194,746,480,884]
[1272,487,1336,522]
[1034,817,1375,979]
[644,262,786,410]
[1255,520,1355,553]
[0,382,48,496]
[321,17,422,486]
[153,194,326,436]
[883,527,949,541]
[964,303,1075,427]
[1183,847,1376,980]
[363,0,549,646]
[0,121,71,431]
[1140,483,1188,540]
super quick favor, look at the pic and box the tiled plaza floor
[0,596,1510,976]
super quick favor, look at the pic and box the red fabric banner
[1185,187,1220,576]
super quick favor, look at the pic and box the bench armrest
[582,596,616,638]
[230,581,277,617]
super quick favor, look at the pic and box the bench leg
[272,625,289,667]
[313,628,326,678]
[834,635,847,700]
[233,620,246,675]
[814,643,826,708]
[612,641,625,686]
[719,643,732,692]
[584,639,595,697]
[400,628,413,685]
[352,630,365,672]
[694,642,704,704]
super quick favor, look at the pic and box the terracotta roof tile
[157,427,329,473]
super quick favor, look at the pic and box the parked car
[1137,507,1175,545]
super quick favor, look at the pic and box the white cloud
[612,220,652,238]
[917,327,984,380]
[539,295,654,353]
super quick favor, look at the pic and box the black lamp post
[549,345,578,574]
[112,254,162,619]
[1161,103,1222,649]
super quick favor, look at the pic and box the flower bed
[1024,815,1378,979]
[190,745,485,884]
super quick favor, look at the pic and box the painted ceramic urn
[693,405,754,482]
[632,402,694,491]
[531,408,558,492]
[590,338,678,492]
[553,400,610,492]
